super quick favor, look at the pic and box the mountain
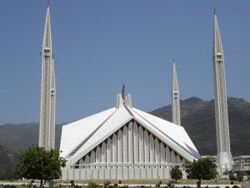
[0,123,62,153]
[0,143,18,170]
[151,97,250,156]
[0,97,249,156]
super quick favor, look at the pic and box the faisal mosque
[38,1,234,180]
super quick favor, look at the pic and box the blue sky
[0,0,249,124]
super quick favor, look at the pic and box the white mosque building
[60,92,200,180]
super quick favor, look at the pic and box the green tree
[170,165,183,183]
[184,157,218,188]
[17,146,66,187]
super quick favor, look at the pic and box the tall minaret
[39,0,56,151]
[213,10,233,175]
[171,59,181,126]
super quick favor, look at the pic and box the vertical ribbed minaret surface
[171,59,181,126]
[39,0,56,151]
[213,10,233,175]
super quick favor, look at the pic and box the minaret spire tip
[47,0,50,8]
[214,8,216,15]
[171,58,181,126]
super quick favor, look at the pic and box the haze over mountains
[0,97,249,169]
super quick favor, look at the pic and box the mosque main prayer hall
[39,1,234,181]
[60,92,200,180]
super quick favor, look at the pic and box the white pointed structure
[60,92,200,180]
[171,59,181,126]
[39,0,56,151]
[213,10,233,174]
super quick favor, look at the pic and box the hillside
[0,123,62,153]
[0,97,249,156]
[0,143,18,170]
[151,97,250,155]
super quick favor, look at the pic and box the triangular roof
[60,94,200,165]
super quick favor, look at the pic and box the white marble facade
[62,121,183,180]
[60,94,199,180]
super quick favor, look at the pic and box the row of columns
[77,121,183,168]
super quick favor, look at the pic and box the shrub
[166,183,175,188]
[104,180,111,188]
[70,180,75,187]
[170,166,183,183]
[88,183,99,188]
[75,185,82,188]
[232,186,239,188]
[155,183,160,188]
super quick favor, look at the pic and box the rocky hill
[0,97,249,158]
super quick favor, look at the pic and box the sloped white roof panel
[131,108,200,160]
[60,108,116,158]
[68,105,132,164]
